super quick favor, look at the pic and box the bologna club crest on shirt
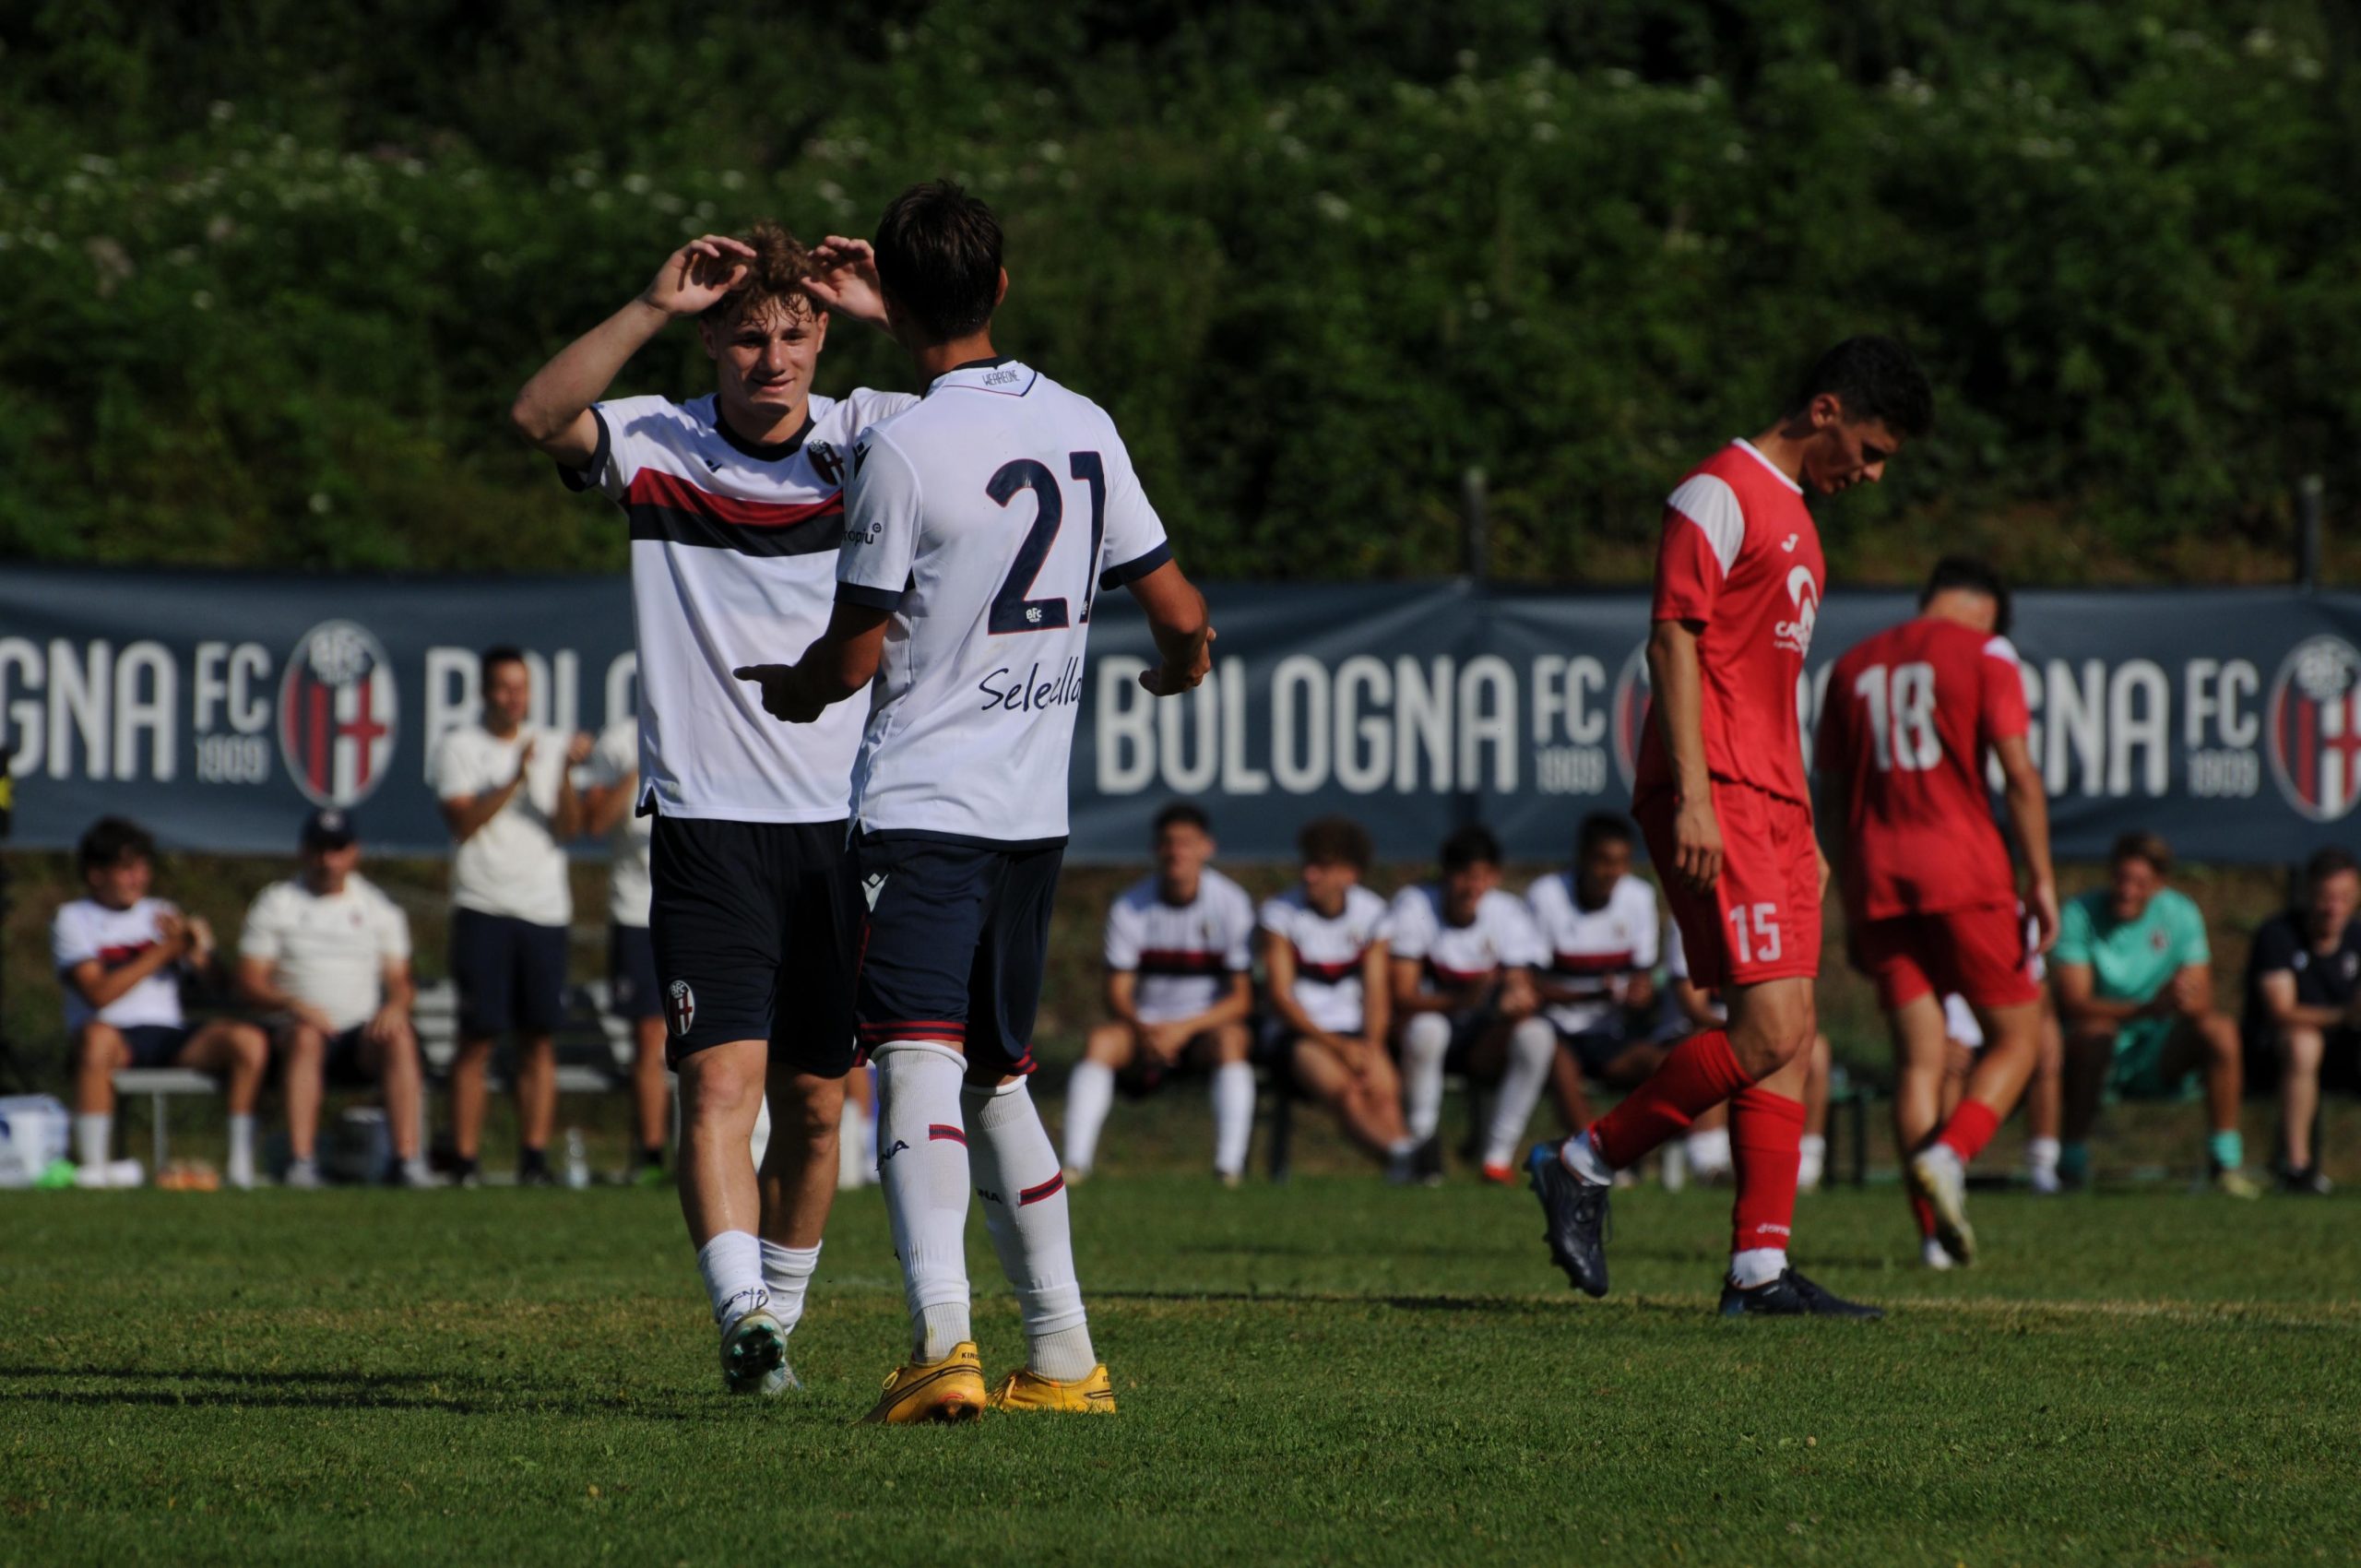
[2267,635,2361,824]
[279,621,397,810]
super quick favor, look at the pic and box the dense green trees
[2,1,2355,581]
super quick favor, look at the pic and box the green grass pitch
[5,1177,2357,1567]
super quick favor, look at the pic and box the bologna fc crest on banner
[2267,635,2361,824]
[279,621,397,809]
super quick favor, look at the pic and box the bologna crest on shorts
[2266,635,2361,823]
[279,620,397,809]
[666,980,696,1038]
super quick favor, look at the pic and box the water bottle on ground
[564,1127,591,1190]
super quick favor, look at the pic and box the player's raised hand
[565,731,596,767]
[1672,794,1723,894]
[1139,624,1216,696]
[803,236,890,328]
[732,664,825,724]
[641,235,755,317]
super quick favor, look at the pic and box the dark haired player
[1531,336,1932,1316]
[1818,556,2056,1265]
[2244,846,2361,1193]
[513,221,915,1395]
[738,181,1213,1420]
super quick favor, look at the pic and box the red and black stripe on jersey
[1548,948,1635,993]
[623,469,847,558]
[1135,948,1231,977]
[1425,956,1499,989]
[1292,946,1366,985]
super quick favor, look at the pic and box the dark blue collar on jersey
[711,405,816,462]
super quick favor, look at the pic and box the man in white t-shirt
[1061,804,1257,1184]
[736,181,1213,1420]
[578,717,670,1182]
[1525,814,1663,1126]
[235,810,428,1188]
[1384,825,1558,1185]
[56,816,270,1187]
[429,646,590,1186]
[514,220,919,1396]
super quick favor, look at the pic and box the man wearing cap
[236,810,431,1187]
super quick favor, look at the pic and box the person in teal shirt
[2050,831,2257,1195]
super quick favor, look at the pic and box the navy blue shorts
[120,1023,195,1067]
[649,814,860,1075]
[607,924,661,1022]
[851,831,1062,1077]
[1558,1021,1638,1078]
[449,909,568,1039]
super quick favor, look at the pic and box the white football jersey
[1382,885,1547,993]
[580,719,653,927]
[52,897,185,1032]
[238,874,411,1033]
[565,389,917,824]
[1260,884,1390,1035]
[430,723,574,927]
[1103,869,1256,1025]
[1525,872,1661,1035]
[836,360,1170,845]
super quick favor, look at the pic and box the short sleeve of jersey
[1493,896,1548,968]
[1095,436,1172,590]
[1524,875,1569,933]
[1627,881,1663,969]
[51,904,99,971]
[2165,892,2213,967]
[1382,889,1436,960]
[556,393,670,502]
[583,723,635,792]
[1219,885,1255,972]
[2053,897,2097,968]
[1257,897,1294,939]
[2249,915,2299,978]
[1103,896,1144,972]
[1652,473,1744,626]
[1978,636,2032,744]
[239,886,291,962]
[430,731,472,802]
[836,429,923,611]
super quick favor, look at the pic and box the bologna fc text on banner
[1,565,2356,866]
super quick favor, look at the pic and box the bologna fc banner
[2,564,2359,865]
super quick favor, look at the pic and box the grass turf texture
[4,1180,2356,1567]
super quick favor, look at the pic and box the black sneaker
[453,1157,482,1190]
[1527,1142,1610,1298]
[517,1149,556,1188]
[1718,1268,1884,1320]
[2278,1166,2333,1195]
[1412,1134,1445,1187]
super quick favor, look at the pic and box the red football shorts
[1851,903,2040,1012]
[1635,780,1821,992]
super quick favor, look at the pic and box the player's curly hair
[1299,815,1372,871]
[78,815,156,873]
[704,220,814,327]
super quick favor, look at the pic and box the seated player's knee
[2201,1016,2241,1061]
[2279,1025,2325,1072]
[1510,1016,1556,1065]
[1210,1021,1252,1064]
[231,1024,271,1071]
[285,1023,327,1062]
[1084,1022,1134,1067]
[75,1023,125,1072]
[1400,1013,1451,1062]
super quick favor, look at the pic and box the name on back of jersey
[979,658,1086,714]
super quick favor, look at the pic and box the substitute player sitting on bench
[1062,804,1258,1184]
[235,809,431,1188]
[1386,825,1556,1185]
[2240,845,2361,1194]
[1526,812,1662,1130]
[1258,815,1419,1181]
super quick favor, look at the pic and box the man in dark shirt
[2244,845,2361,1193]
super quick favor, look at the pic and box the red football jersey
[1817,615,2032,921]
[1634,441,1823,806]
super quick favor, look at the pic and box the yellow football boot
[988,1364,1117,1414]
[858,1342,986,1425]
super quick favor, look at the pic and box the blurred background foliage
[2,0,2357,583]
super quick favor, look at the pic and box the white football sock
[874,1040,973,1360]
[1210,1062,1255,1179]
[1061,1060,1116,1175]
[696,1229,768,1330]
[226,1113,256,1186]
[1920,1237,1955,1271]
[1481,1018,1557,1169]
[1686,1125,1733,1178]
[2026,1135,2060,1177]
[1401,1014,1451,1141]
[836,1097,872,1191]
[1797,1133,1827,1192]
[759,1239,821,1336]
[963,1078,1096,1381]
[77,1113,111,1170]
[1560,1126,1614,1184]
[1729,1247,1787,1289]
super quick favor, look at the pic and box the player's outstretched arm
[1994,734,2059,952]
[1646,618,1722,892]
[1128,562,1213,696]
[509,235,756,466]
[733,602,892,724]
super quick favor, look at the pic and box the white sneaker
[2027,1164,2061,1196]
[284,1159,325,1190]
[1908,1144,1975,1266]
[1920,1237,1955,1271]
[395,1158,438,1189]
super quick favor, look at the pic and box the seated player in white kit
[1061,804,1259,1184]
[1526,813,1664,1129]
[1258,815,1418,1179]
[1385,825,1558,1184]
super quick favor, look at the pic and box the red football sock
[1729,1087,1807,1257]
[1589,1028,1752,1170]
[1908,1187,1938,1241]
[1937,1099,2001,1165]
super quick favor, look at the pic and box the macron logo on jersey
[1775,565,1821,656]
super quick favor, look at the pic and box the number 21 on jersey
[1852,660,1939,771]
[987,453,1107,634]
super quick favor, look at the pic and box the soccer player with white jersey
[235,810,429,1188]
[1526,814,1663,1125]
[1259,816,1417,1177]
[58,816,270,1188]
[1385,826,1557,1185]
[738,181,1212,1422]
[1819,557,2059,1263]
[577,718,670,1182]
[513,221,919,1395]
[1062,804,1258,1184]
[1532,337,1931,1316]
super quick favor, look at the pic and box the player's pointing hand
[642,235,755,318]
[733,664,825,725]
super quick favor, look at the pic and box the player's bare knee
[75,1024,125,1073]
[1211,1022,1252,1064]
[2280,1026,2324,1071]
[232,1025,270,1072]
[1084,1023,1133,1067]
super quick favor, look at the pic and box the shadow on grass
[0,1364,700,1420]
